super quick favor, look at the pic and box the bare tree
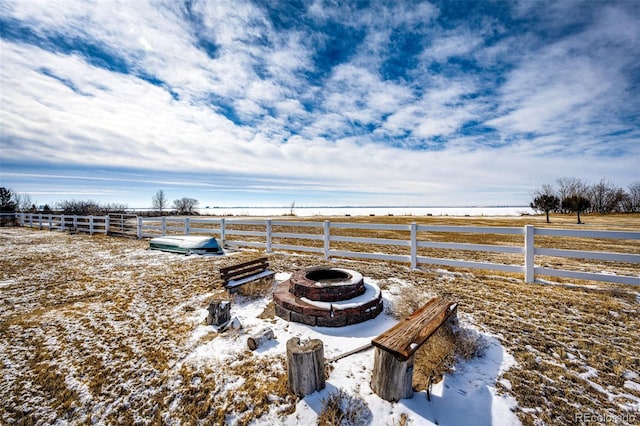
[173,197,199,215]
[627,181,640,213]
[103,203,128,213]
[589,178,625,213]
[14,193,33,212]
[152,190,168,215]
[606,188,627,213]
[55,200,127,215]
[537,184,556,197]
[56,200,102,215]
[556,177,589,213]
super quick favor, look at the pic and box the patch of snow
[274,272,292,282]
[499,378,513,391]
[0,279,17,288]
[579,366,599,380]
[624,381,640,392]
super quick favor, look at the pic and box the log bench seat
[371,297,458,402]
[220,257,275,292]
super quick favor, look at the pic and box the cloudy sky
[1,0,639,208]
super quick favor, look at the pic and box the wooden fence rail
[8,213,640,286]
[9,213,110,235]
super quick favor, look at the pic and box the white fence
[12,213,110,235]
[8,213,640,286]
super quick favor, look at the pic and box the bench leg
[371,348,414,402]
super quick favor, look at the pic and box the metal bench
[220,257,275,292]
[371,297,458,401]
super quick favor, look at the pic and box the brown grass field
[1,213,639,425]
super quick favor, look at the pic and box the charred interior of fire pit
[273,266,383,327]
[304,268,350,283]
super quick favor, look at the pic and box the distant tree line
[55,200,128,215]
[531,177,640,223]
[0,187,129,221]
[0,187,203,219]
[151,190,199,215]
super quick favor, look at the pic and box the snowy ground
[1,227,639,425]
[185,271,520,425]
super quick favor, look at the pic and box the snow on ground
[2,227,639,425]
[166,270,520,426]
[0,228,520,425]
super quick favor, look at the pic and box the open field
[1,214,639,425]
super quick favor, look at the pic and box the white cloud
[423,32,484,63]
[485,5,638,147]
[1,0,638,207]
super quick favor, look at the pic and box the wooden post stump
[286,337,325,397]
[371,349,414,401]
[247,327,275,350]
[206,300,230,326]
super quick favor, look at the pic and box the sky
[1,0,639,209]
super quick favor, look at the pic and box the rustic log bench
[220,257,275,293]
[371,297,458,402]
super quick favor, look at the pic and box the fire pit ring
[290,267,365,302]
[273,266,384,327]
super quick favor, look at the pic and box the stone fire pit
[273,266,383,327]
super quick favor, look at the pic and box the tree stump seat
[371,297,458,402]
[286,337,325,397]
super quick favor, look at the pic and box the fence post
[137,217,142,239]
[60,214,65,231]
[48,214,53,230]
[73,215,78,231]
[89,216,94,235]
[28,213,32,228]
[161,217,167,236]
[38,214,42,229]
[185,217,190,235]
[220,218,226,245]
[524,225,535,283]
[266,219,272,253]
[104,215,109,235]
[410,222,417,269]
[323,220,330,260]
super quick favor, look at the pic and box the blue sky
[1,0,639,208]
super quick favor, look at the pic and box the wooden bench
[220,257,275,292]
[371,297,458,402]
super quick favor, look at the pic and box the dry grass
[318,388,372,426]
[412,321,457,392]
[1,214,639,425]
[0,229,293,425]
